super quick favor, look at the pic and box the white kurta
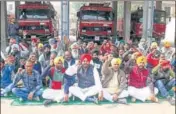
[66,65,102,101]
[128,86,158,102]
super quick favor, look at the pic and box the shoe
[150,96,159,103]
[86,97,99,104]
[117,98,128,105]
[19,98,24,102]
[168,97,175,105]
[93,97,99,104]
[44,99,54,107]
[4,93,8,97]
[131,97,136,102]
[33,96,40,101]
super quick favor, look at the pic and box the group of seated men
[1,37,175,106]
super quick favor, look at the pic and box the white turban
[11,44,20,51]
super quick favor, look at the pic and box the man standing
[64,54,103,103]
[101,56,128,104]
[7,17,19,43]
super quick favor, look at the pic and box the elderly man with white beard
[70,42,80,60]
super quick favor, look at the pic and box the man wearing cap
[161,41,175,61]
[101,55,128,104]
[64,54,103,103]
[42,56,67,106]
[127,56,159,102]
[152,60,175,105]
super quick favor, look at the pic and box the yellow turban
[111,58,122,65]
[54,56,64,65]
[164,41,171,48]
[151,42,158,48]
[38,43,43,48]
[136,56,147,65]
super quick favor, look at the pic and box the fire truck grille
[20,25,49,30]
[82,27,112,32]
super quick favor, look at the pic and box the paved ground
[1,99,175,114]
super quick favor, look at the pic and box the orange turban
[80,54,92,63]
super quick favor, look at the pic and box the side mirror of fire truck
[77,12,80,17]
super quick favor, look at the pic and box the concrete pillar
[142,1,154,55]
[61,0,69,43]
[15,1,20,19]
[156,1,162,10]
[142,1,154,40]
[1,1,7,52]
[112,1,117,39]
[123,1,131,42]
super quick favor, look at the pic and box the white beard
[71,49,79,59]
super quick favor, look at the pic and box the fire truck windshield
[135,10,166,24]
[80,10,113,21]
[154,11,166,23]
[19,9,49,19]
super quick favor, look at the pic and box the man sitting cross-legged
[42,56,71,106]
[152,60,175,105]
[64,54,103,104]
[101,55,129,104]
[127,56,159,103]
[6,60,43,102]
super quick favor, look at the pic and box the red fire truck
[76,3,114,43]
[17,2,57,41]
[130,8,166,41]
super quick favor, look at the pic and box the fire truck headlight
[107,30,111,33]
[82,30,86,32]
[40,22,45,25]
[45,29,49,32]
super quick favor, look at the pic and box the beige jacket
[101,60,127,95]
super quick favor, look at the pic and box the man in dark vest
[64,54,103,103]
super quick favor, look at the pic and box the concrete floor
[1,99,175,114]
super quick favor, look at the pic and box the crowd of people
[1,33,175,107]
[0,17,175,107]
